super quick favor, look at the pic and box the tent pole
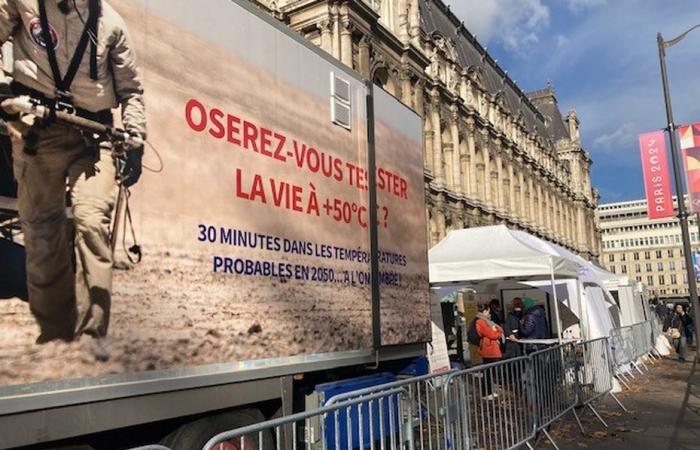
[550,258,563,344]
[576,280,587,341]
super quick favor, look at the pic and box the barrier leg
[572,409,586,435]
[541,428,562,450]
[586,404,608,428]
[616,375,631,391]
[610,392,630,413]
[525,441,536,450]
[632,362,644,375]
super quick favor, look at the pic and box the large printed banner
[0,0,429,388]
[680,123,700,213]
[639,131,674,219]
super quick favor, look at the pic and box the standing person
[654,299,668,323]
[504,298,524,359]
[519,298,548,353]
[475,303,503,400]
[0,0,146,344]
[670,304,694,362]
[489,298,504,327]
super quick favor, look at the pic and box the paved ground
[541,350,700,450]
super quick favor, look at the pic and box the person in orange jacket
[476,303,503,400]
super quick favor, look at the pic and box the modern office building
[597,197,700,299]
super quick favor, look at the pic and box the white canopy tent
[429,225,579,284]
[511,230,620,340]
[590,265,649,326]
[429,225,580,341]
[430,225,620,342]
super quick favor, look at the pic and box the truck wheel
[160,409,273,450]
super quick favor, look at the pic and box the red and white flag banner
[639,130,674,219]
[679,123,700,213]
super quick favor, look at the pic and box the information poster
[0,0,429,388]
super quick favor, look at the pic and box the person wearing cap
[0,0,146,343]
[519,297,548,353]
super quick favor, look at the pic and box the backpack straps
[37,0,63,96]
[88,0,100,81]
[38,0,100,105]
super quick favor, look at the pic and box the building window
[669,261,676,271]
[609,254,615,262]
[636,276,642,282]
[657,262,663,271]
[668,249,674,258]
[611,266,616,274]
[646,263,652,272]
[647,276,654,286]
[621,265,628,274]
[659,275,665,285]
[621,253,627,262]
[671,274,677,284]
[645,251,650,260]
[656,250,662,259]
[634,252,639,260]
[635,263,641,273]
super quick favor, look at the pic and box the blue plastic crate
[316,373,400,450]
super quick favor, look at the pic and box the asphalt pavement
[540,350,700,450]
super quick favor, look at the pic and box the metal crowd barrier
[442,356,534,450]
[127,334,650,450]
[526,343,578,449]
[202,388,406,450]
[608,320,659,389]
[323,370,455,450]
[648,315,665,359]
[200,369,458,450]
[571,337,628,433]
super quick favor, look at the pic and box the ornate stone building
[254,0,601,258]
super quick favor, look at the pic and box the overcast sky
[444,0,700,204]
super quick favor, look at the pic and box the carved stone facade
[254,0,601,258]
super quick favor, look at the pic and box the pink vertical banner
[639,131,674,219]
[679,123,700,213]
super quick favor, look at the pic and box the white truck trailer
[0,0,430,448]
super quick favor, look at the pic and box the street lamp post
[657,26,700,353]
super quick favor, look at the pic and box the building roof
[419,0,549,138]
[527,85,572,143]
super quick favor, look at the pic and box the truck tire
[160,409,274,450]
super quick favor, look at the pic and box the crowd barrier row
[133,320,666,450]
[608,319,661,389]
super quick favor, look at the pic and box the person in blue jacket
[519,298,548,353]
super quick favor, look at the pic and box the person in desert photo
[0,0,146,344]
